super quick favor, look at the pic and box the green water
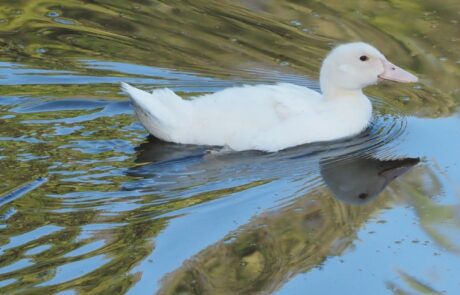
[0,1,459,294]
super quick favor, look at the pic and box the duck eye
[360,55,368,61]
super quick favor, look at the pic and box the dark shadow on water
[127,123,419,206]
[320,156,419,205]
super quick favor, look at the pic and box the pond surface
[0,1,460,294]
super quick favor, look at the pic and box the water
[0,1,459,294]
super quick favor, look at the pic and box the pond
[0,1,459,294]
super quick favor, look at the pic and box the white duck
[121,42,418,152]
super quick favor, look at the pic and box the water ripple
[1,0,457,292]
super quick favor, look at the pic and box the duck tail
[120,83,186,141]
[121,82,171,122]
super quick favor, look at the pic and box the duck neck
[321,85,364,101]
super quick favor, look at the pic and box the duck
[121,42,418,152]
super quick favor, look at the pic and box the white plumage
[122,42,417,152]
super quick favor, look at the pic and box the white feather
[121,42,416,152]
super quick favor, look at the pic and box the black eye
[360,55,368,61]
[358,193,368,199]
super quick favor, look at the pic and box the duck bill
[379,59,418,83]
[379,158,420,181]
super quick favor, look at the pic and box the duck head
[320,42,418,97]
[320,156,420,205]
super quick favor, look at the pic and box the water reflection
[147,153,419,294]
[321,156,419,205]
[129,136,420,208]
[0,0,459,293]
[120,133,420,294]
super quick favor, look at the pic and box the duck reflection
[320,156,419,205]
[127,138,420,294]
[129,137,419,206]
[133,136,208,164]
